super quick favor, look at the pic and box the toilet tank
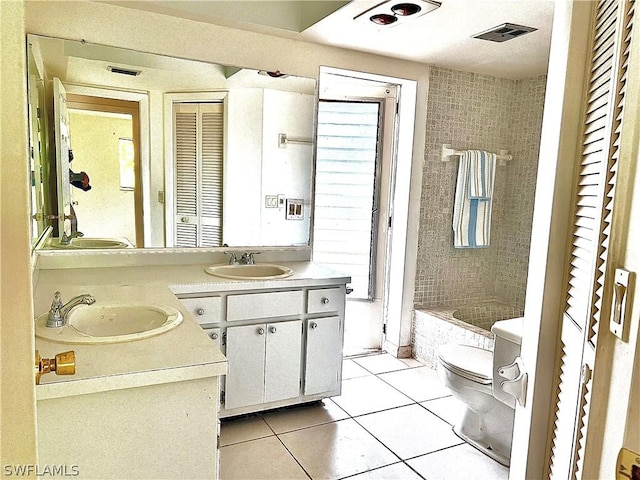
[491,317,523,408]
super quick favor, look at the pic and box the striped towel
[452,150,497,248]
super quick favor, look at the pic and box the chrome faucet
[60,205,84,245]
[224,251,240,265]
[46,291,96,328]
[240,252,260,265]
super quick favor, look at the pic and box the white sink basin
[35,304,183,344]
[51,238,130,249]
[205,263,293,280]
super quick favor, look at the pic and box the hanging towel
[452,150,497,248]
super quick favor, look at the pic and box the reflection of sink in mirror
[205,264,293,280]
[49,238,132,249]
[35,304,183,344]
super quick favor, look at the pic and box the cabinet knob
[196,308,205,316]
[180,217,189,223]
[310,322,318,330]
[322,297,330,305]
[257,327,265,335]
[210,332,218,340]
[269,326,277,334]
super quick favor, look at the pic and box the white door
[304,316,342,396]
[53,78,71,238]
[173,102,223,247]
[313,82,398,355]
[544,1,635,477]
[224,324,266,410]
[264,320,302,403]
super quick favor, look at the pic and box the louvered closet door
[174,103,223,247]
[547,1,635,478]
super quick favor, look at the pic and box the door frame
[509,1,595,477]
[64,84,150,245]
[316,66,421,358]
[66,94,143,246]
[313,91,393,352]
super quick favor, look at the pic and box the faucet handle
[47,291,64,327]
[243,252,261,265]
[223,251,239,265]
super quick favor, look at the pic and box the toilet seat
[438,344,492,385]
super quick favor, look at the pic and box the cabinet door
[264,320,302,403]
[304,316,343,396]
[224,324,266,410]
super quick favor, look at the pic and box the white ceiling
[101,0,555,80]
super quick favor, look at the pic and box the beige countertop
[34,261,349,400]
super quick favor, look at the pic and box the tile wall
[414,67,547,310]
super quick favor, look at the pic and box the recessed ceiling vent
[472,23,537,42]
[107,66,141,76]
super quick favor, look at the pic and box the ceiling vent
[472,23,537,42]
[107,66,141,76]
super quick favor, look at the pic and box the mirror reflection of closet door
[173,102,224,248]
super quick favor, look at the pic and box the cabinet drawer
[203,327,222,349]
[307,288,344,314]
[179,297,223,325]
[227,291,303,322]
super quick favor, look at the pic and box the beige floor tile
[421,395,462,425]
[332,375,413,417]
[399,358,424,368]
[379,366,451,402]
[342,358,372,379]
[219,436,309,480]
[219,414,274,447]
[279,418,399,480]
[407,443,509,479]
[356,404,463,459]
[347,462,423,480]
[261,399,349,434]
[353,353,411,374]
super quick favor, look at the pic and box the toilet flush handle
[498,357,528,407]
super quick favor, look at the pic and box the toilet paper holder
[498,356,528,407]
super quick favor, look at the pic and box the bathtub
[412,300,524,368]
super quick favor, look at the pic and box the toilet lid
[438,344,492,385]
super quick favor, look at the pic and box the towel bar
[441,144,513,166]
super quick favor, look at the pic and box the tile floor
[219,353,509,480]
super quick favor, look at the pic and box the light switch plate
[265,195,277,208]
[610,268,634,341]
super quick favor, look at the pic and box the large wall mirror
[27,34,317,251]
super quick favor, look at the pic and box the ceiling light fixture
[391,3,422,16]
[370,13,398,25]
[257,70,289,79]
[354,0,441,27]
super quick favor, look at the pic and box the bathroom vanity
[32,254,349,479]
[177,278,346,417]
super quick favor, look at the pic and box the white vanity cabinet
[177,281,346,418]
[225,320,302,410]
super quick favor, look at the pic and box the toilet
[436,317,523,466]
